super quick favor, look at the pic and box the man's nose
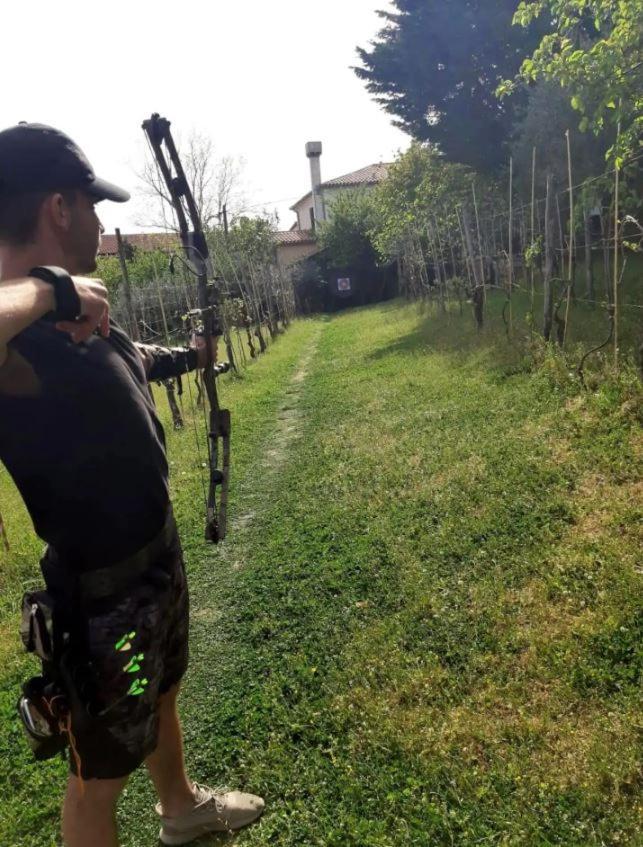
[98,220,105,235]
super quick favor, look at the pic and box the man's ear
[45,193,73,233]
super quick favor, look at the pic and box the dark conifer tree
[355,0,543,172]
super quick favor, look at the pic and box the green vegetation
[356,0,641,171]
[509,0,642,164]
[1,294,640,845]
[354,0,542,171]
[349,0,641,320]
[318,190,380,271]
[95,249,173,298]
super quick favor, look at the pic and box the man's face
[60,191,104,275]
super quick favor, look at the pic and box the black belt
[45,509,177,603]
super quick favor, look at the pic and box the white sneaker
[156,783,265,845]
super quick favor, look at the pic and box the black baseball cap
[0,122,130,202]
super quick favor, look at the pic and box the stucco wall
[276,241,321,270]
[292,186,362,229]
[295,196,315,230]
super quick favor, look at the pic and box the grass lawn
[0,289,641,846]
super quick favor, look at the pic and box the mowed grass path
[1,300,641,845]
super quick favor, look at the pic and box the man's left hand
[192,333,220,369]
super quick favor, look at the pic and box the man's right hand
[55,277,110,343]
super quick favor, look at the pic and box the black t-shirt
[0,318,170,570]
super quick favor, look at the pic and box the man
[0,123,264,847]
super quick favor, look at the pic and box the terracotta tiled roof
[275,229,317,245]
[321,162,390,189]
[291,162,391,210]
[98,232,180,256]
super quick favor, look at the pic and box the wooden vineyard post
[428,221,445,313]
[613,127,620,368]
[508,156,514,338]
[433,216,450,312]
[116,228,139,342]
[530,147,536,313]
[152,259,184,431]
[563,129,574,348]
[456,208,474,293]
[447,224,462,315]
[584,202,594,303]
[602,208,612,305]
[543,174,555,342]
[462,206,484,330]
[472,182,485,303]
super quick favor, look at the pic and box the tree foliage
[318,190,380,269]
[208,215,277,279]
[354,0,542,172]
[511,81,610,197]
[503,0,643,163]
[370,143,478,260]
[95,249,173,297]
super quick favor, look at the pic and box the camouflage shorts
[59,528,189,780]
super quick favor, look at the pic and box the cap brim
[87,176,130,203]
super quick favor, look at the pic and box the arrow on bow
[142,113,231,543]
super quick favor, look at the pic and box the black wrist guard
[29,266,82,322]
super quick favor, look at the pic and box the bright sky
[2,0,408,234]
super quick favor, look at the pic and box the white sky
[2,0,408,233]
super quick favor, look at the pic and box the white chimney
[306,141,325,227]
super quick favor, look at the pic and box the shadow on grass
[368,296,520,371]
[368,286,641,373]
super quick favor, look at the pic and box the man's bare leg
[145,683,196,817]
[62,773,128,847]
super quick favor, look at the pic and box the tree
[511,81,610,198]
[95,248,172,297]
[208,215,277,278]
[207,215,284,338]
[354,0,543,172]
[503,0,642,164]
[318,190,380,270]
[137,129,246,230]
[291,258,327,314]
[370,143,478,261]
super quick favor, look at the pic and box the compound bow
[142,113,231,543]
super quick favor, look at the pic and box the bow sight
[142,113,231,543]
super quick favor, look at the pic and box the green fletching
[115,631,137,652]
[123,654,145,674]
[127,677,149,697]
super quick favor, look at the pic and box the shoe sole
[159,812,264,845]
[160,825,228,845]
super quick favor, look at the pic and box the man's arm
[0,278,57,366]
[135,335,220,383]
[135,342,198,383]
[0,276,110,366]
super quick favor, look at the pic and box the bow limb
[202,359,231,542]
